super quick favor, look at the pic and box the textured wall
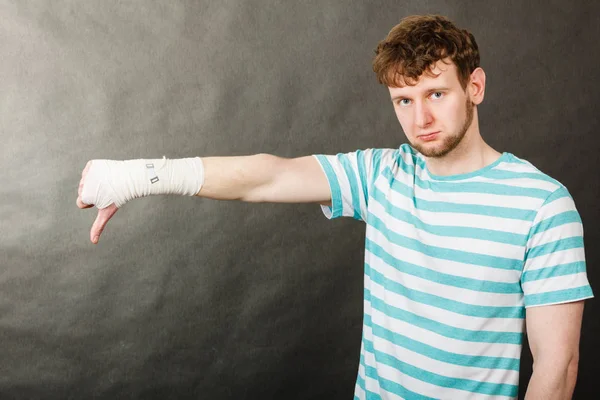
[1,1,598,399]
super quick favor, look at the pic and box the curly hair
[373,15,480,90]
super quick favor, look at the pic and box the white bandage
[81,157,204,209]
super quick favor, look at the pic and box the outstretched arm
[76,154,331,244]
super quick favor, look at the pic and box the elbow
[530,351,579,397]
[557,352,580,398]
[239,153,281,203]
[566,353,579,387]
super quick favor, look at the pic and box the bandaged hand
[76,157,204,244]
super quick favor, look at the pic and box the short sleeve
[522,186,594,307]
[312,148,393,222]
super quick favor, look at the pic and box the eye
[431,91,444,99]
[396,98,411,106]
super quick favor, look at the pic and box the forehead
[388,60,461,98]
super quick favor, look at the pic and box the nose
[414,101,433,128]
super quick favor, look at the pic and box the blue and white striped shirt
[313,144,593,399]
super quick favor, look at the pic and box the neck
[423,115,501,177]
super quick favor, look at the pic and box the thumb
[90,204,119,244]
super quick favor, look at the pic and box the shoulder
[354,147,401,168]
[498,154,579,221]
[495,152,569,195]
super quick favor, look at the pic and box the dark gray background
[1,1,598,399]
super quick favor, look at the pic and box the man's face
[388,60,474,158]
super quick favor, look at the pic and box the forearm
[524,360,578,400]
[197,153,282,202]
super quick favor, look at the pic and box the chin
[412,138,459,158]
[418,147,453,158]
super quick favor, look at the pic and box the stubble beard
[411,98,475,158]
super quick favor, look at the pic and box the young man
[77,15,593,400]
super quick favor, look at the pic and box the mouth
[418,131,440,141]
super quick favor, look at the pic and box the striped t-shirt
[313,144,593,400]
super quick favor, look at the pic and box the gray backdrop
[1,1,598,399]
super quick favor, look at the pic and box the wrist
[81,157,204,209]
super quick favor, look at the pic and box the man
[77,15,593,400]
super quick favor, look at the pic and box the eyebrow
[390,87,451,101]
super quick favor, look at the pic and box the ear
[468,67,486,105]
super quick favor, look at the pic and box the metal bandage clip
[146,163,159,184]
